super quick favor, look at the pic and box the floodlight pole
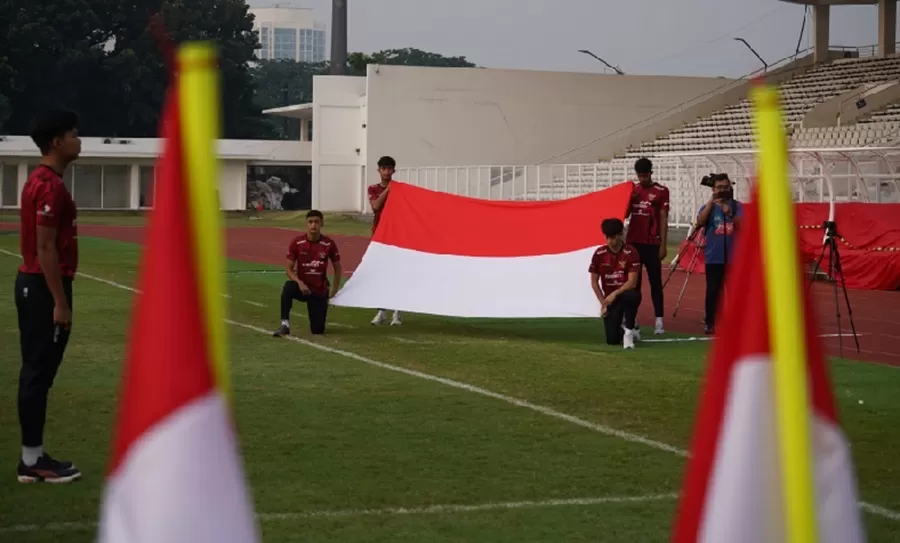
[734,38,768,72]
[578,49,625,75]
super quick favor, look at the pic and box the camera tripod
[663,223,703,318]
[807,220,860,356]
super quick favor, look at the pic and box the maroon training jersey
[18,164,78,277]
[588,243,641,294]
[367,182,389,234]
[285,233,341,295]
[626,182,670,245]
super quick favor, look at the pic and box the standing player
[696,174,743,335]
[589,218,642,349]
[272,210,342,337]
[625,157,669,335]
[15,110,82,483]
[367,155,402,326]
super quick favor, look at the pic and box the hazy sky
[248,0,892,78]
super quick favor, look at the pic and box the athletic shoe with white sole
[654,318,665,335]
[272,324,290,337]
[623,329,636,350]
[371,311,386,325]
[17,455,81,484]
[390,312,402,326]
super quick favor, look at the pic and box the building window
[273,27,297,61]
[73,165,103,208]
[139,166,155,208]
[102,165,131,209]
[260,27,270,60]
[1,164,18,207]
[313,30,326,62]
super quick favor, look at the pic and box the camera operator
[695,174,742,335]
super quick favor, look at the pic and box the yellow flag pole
[177,42,232,404]
[750,82,818,543]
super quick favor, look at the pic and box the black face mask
[715,187,733,200]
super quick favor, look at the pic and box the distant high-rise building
[250,6,328,63]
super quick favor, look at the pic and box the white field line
[0,249,897,523]
[239,294,356,329]
[0,493,679,533]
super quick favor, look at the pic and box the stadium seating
[790,121,900,148]
[517,56,900,205]
[624,55,900,156]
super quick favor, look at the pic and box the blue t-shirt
[698,200,742,265]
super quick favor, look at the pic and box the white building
[251,6,327,63]
[0,137,311,211]
[264,64,743,213]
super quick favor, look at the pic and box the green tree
[250,60,328,140]
[0,0,113,135]
[0,0,268,139]
[346,48,477,75]
[99,0,266,138]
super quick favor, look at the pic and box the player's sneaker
[390,312,402,326]
[654,318,665,335]
[623,325,641,341]
[17,454,81,484]
[371,311,386,326]
[272,324,290,337]
[623,329,636,350]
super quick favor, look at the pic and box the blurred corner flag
[96,21,260,543]
[670,81,866,543]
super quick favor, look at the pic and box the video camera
[700,173,730,188]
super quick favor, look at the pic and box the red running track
[4,223,899,367]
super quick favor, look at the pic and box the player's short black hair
[306,209,324,220]
[601,218,624,238]
[377,156,396,168]
[30,109,79,155]
[634,157,652,174]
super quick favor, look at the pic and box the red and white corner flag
[671,83,865,542]
[97,37,260,543]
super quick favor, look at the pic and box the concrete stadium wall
[363,65,735,186]
[311,75,367,212]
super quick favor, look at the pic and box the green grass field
[0,209,379,237]
[0,234,899,542]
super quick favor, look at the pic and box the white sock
[392,311,401,319]
[22,446,43,467]
[376,309,385,317]
[281,320,289,327]
[656,317,664,326]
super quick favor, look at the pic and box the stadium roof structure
[0,136,310,162]
[262,103,313,120]
[780,0,876,4]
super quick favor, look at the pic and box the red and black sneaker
[17,454,81,484]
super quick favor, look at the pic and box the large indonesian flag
[671,83,865,542]
[97,41,259,542]
[331,182,633,318]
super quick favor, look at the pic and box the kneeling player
[589,218,642,349]
[273,210,342,337]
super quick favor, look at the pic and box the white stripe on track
[0,248,897,523]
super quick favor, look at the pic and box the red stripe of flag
[107,69,215,476]
[373,181,633,257]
